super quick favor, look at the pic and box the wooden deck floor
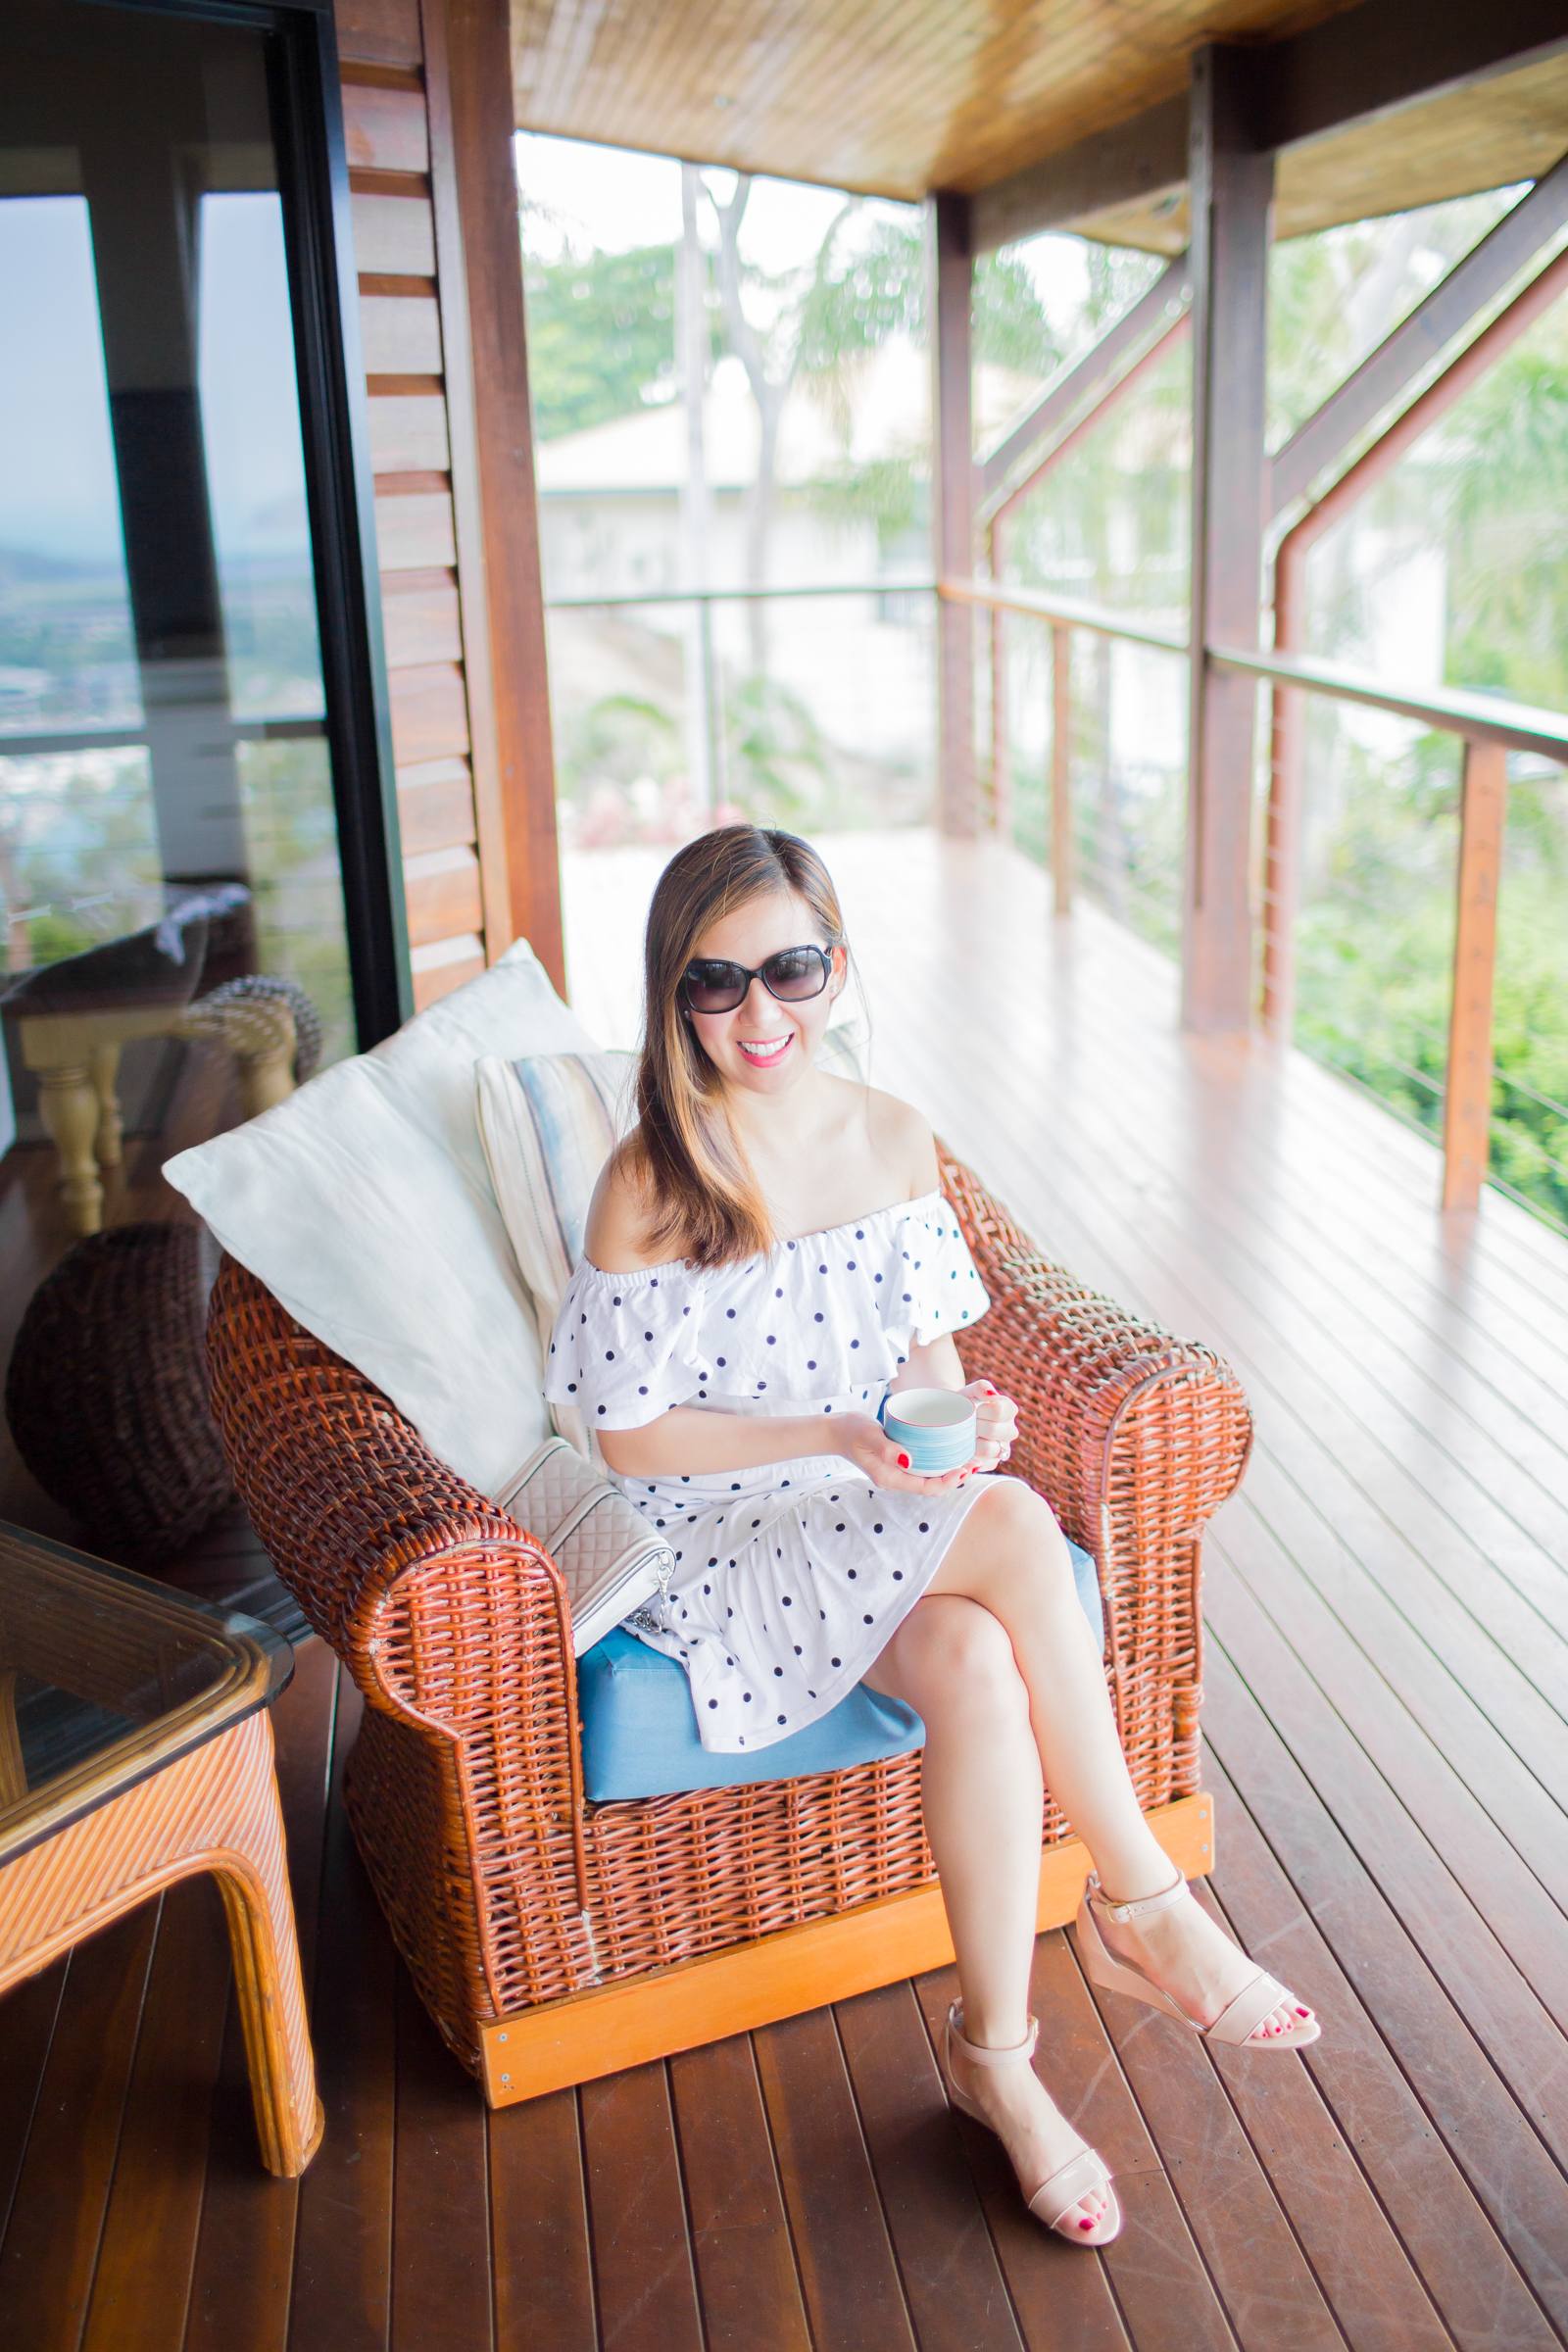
[4,830,1567,2351]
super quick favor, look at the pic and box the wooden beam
[931,191,975,837]
[971,96,1187,255]
[1443,742,1508,1213]
[479,1794,1215,2106]
[977,256,1190,514]
[1184,49,1272,1037]
[1271,147,1568,517]
[437,0,564,992]
[988,514,1010,843]
[967,1,1568,258]
[1259,0,1568,154]
[990,316,1190,533]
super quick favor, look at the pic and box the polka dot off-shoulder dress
[543,1191,994,1753]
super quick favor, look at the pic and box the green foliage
[720,673,834,824]
[559,694,681,796]
[1265,190,1518,450]
[1293,731,1568,1232]
[1441,330,1568,709]
[972,249,1064,377]
[797,459,928,551]
[522,245,677,440]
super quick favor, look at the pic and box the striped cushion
[476,1050,634,1318]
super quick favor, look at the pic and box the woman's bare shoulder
[582,1133,670,1271]
[858,1085,940,1198]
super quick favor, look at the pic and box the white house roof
[535,342,1038,494]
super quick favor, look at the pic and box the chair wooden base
[0,1708,321,2178]
[478,1790,1213,2107]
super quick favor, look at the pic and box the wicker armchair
[204,1145,1250,2103]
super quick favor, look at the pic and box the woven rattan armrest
[204,1257,576,1735]
[939,1149,1250,1787]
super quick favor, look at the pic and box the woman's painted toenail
[1297,2006,1309,2018]
[1078,2217,1093,2230]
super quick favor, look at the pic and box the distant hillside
[0,545,116,589]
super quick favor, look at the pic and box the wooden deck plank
[1001,1937,1240,2352]
[832,1979,1028,2352]
[0,1957,66,2252]
[287,1683,397,2352]
[0,1906,158,2352]
[667,2034,812,2352]
[489,2090,597,2352]
[579,2062,705,2352]
[1210,1499,1568,1950]
[886,971,1568,1706]
[79,1875,233,2352]
[390,1969,493,2352]
[1201,1748,1559,2352]
[1227,1451,1568,1856]
[844,833,1568,1416]
[1204,1644,1568,2335]
[1079,1948,1348,2352]
[183,1638,340,2352]
[1209,1571,1568,2158]
[915,1033,1568,1736]
[906,1959,1134,2352]
[1182,1880,1453,2352]
[752,2006,919,2352]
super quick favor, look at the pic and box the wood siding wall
[333,0,563,1009]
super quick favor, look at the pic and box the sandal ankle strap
[1087,1869,1190,1927]
[947,2005,1040,2066]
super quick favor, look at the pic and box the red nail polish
[1078,2217,1092,2230]
[898,1453,909,1469]
[1296,2006,1308,2018]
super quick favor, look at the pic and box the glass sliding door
[0,0,397,1590]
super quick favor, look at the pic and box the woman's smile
[737,1033,793,1066]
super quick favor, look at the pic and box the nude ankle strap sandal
[1073,1872,1321,2049]
[941,2005,1121,2246]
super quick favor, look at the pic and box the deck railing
[542,578,936,842]
[943,574,1568,1220]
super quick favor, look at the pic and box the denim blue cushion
[577,1536,1104,1802]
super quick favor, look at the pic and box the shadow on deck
[3,831,1566,2351]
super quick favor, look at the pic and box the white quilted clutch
[493,1437,673,1655]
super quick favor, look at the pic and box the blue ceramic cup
[882,1388,978,1475]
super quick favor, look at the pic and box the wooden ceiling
[1082,49,1568,252]
[511,0,1568,247]
[511,0,1357,203]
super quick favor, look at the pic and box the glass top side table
[0,1522,321,2177]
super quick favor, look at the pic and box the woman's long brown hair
[624,825,847,1267]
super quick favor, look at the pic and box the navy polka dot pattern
[544,1193,993,1753]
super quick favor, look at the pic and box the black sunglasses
[680,943,834,1015]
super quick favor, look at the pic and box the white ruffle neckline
[573,1186,948,1283]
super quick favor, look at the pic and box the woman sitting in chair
[546,824,1317,2249]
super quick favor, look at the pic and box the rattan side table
[0,1524,322,2177]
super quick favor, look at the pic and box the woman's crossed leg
[865,1476,1314,2235]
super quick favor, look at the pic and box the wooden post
[1443,740,1508,1211]
[1261,536,1306,1038]
[931,192,975,836]
[1051,626,1073,915]
[437,0,565,993]
[1184,47,1273,1034]
[988,517,1010,842]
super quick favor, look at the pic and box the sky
[0,188,312,569]
[0,197,126,565]
[514,128,1094,325]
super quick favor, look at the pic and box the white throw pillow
[164,940,601,1500]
